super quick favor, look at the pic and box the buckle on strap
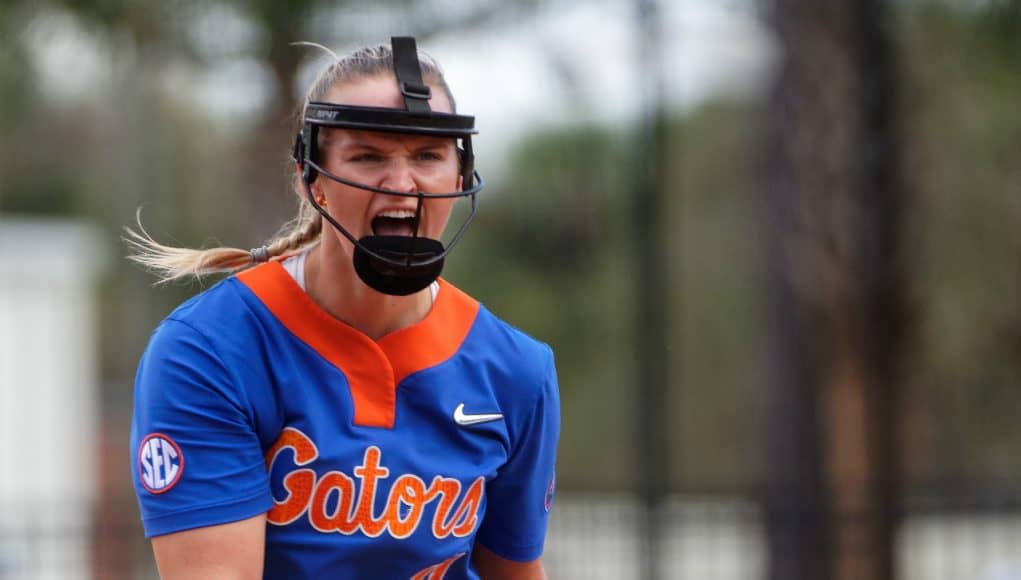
[391,36,432,114]
[400,80,432,101]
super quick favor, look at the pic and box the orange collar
[237,262,480,429]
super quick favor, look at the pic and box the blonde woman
[129,37,559,579]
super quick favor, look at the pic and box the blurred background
[0,0,1018,578]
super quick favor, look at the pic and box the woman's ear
[309,182,327,206]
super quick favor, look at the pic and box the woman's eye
[417,151,443,161]
[350,153,383,163]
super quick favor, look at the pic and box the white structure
[0,217,105,580]
[542,495,1021,580]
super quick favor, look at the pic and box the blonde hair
[126,42,455,283]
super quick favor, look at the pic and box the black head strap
[391,36,432,114]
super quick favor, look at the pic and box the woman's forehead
[324,128,455,149]
[324,74,453,114]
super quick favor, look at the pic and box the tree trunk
[757,1,907,579]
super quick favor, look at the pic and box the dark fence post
[634,0,669,579]
[853,1,905,579]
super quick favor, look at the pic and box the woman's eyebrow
[336,138,385,152]
[335,135,452,152]
[412,141,451,152]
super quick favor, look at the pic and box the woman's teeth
[372,211,418,236]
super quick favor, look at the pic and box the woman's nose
[380,158,417,193]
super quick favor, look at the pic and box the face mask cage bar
[294,102,484,269]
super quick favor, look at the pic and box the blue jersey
[130,262,560,579]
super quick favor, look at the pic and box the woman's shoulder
[475,306,552,357]
[460,296,556,388]
[463,304,559,431]
[147,274,259,353]
[167,273,250,317]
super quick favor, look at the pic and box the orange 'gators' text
[264,427,485,539]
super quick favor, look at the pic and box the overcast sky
[433,0,771,140]
[25,0,772,173]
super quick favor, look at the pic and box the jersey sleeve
[130,317,272,538]
[475,346,561,562]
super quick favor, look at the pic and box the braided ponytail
[125,200,322,284]
[262,199,323,258]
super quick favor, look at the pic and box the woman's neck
[304,242,432,341]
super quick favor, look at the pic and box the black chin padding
[353,236,445,296]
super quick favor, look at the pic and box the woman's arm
[473,544,547,580]
[151,514,266,580]
[473,346,560,578]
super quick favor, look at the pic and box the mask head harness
[293,36,483,296]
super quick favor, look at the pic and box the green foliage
[0,42,29,129]
[1,173,80,215]
[902,0,1021,480]
[669,102,759,488]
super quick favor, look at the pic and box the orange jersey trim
[237,262,479,429]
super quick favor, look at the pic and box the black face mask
[292,37,484,296]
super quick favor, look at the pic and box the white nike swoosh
[453,403,503,426]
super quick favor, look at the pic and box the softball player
[129,37,559,579]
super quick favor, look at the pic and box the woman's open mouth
[371,209,418,237]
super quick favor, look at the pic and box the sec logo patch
[544,473,556,513]
[138,433,184,494]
